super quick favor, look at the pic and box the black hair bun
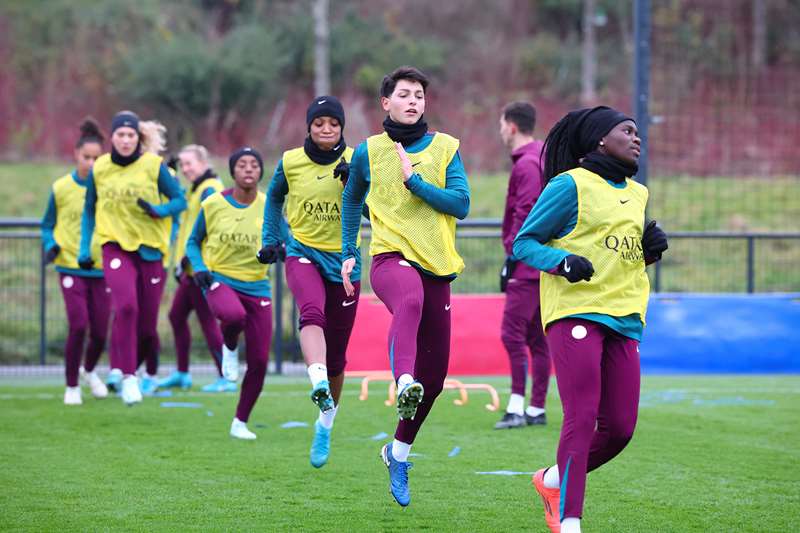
[79,117,104,142]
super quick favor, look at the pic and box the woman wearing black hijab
[512,106,668,533]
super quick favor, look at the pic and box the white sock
[318,405,337,429]
[561,517,581,533]
[307,363,328,387]
[391,439,411,462]
[506,393,524,415]
[526,405,546,417]
[397,373,414,389]
[543,464,559,489]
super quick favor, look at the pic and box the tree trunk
[581,0,597,105]
[313,0,330,96]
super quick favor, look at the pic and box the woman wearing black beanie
[258,95,357,468]
[78,110,187,406]
[512,106,668,533]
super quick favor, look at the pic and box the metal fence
[2,218,798,369]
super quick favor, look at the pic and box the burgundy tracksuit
[501,141,550,408]
[59,273,111,387]
[548,318,640,519]
[169,273,224,375]
[204,282,272,423]
[102,243,166,376]
[285,256,360,378]
[370,252,452,445]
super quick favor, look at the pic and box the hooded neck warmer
[191,168,218,192]
[382,115,428,147]
[110,143,142,166]
[580,151,639,183]
[304,136,347,166]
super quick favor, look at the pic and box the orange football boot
[532,468,561,533]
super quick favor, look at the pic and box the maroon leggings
[285,256,360,377]
[102,244,165,375]
[168,274,223,374]
[370,252,451,445]
[547,318,640,520]
[205,282,272,422]
[59,274,110,387]
[501,279,550,407]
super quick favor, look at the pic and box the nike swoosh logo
[563,259,571,273]
[235,217,245,222]
[342,300,356,307]
[150,277,161,284]
[620,199,630,204]
[316,175,326,180]
[411,162,421,167]
[317,99,327,104]
[445,304,451,311]
[260,300,271,307]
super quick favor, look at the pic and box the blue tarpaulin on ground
[642,293,800,373]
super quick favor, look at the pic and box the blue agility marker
[281,421,309,429]
[160,402,202,408]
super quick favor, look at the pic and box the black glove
[165,154,179,172]
[557,254,594,283]
[78,257,94,270]
[174,256,189,282]
[333,158,350,186]
[257,244,284,264]
[642,220,668,261]
[137,198,158,218]
[500,256,518,293]
[44,245,60,265]
[193,270,213,290]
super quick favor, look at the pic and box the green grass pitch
[1,375,798,531]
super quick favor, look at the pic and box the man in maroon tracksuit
[495,101,551,429]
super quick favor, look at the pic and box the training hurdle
[346,371,499,412]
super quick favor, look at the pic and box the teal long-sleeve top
[263,159,360,284]
[185,194,271,299]
[79,162,186,264]
[41,170,103,278]
[341,132,470,267]
[512,172,644,341]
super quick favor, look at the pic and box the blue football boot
[397,381,425,420]
[157,371,192,390]
[139,375,158,396]
[310,380,335,412]
[310,420,331,468]
[106,368,123,393]
[380,442,412,507]
[201,377,238,393]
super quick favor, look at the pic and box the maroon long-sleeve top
[501,140,545,280]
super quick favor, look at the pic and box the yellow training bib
[52,174,103,270]
[92,152,170,256]
[175,177,225,274]
[540,167,650,329]
[201,191,268,282]
[366,132,464,276]
[282,146,356,252]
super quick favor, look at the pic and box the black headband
[567,106,634,159]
